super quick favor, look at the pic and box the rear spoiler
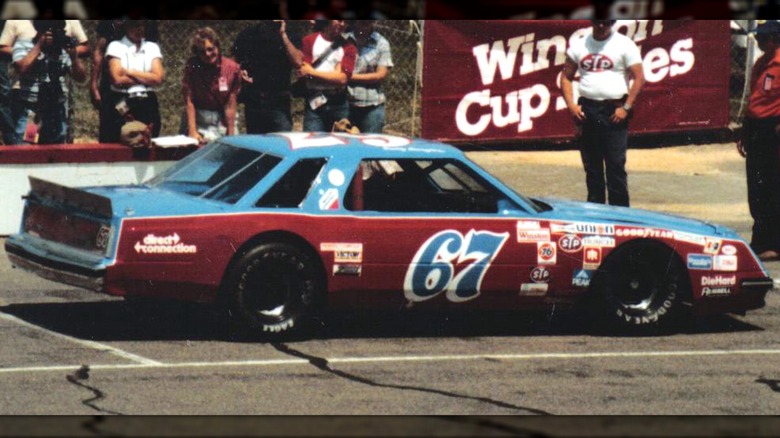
[28,176,113,219]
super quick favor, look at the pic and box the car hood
[86,185,229,218]
[534,197,739,239]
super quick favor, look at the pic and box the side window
[256,158,327,208]
[345,159,501,213]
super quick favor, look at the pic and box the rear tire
[588,240,690,335]
[223,242,324,340]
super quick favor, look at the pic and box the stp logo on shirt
[581,54,614,72]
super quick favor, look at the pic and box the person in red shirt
[181,27,242,144]
[738,20,780,261]
[297,19,357,132]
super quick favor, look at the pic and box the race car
[5,133,774,337]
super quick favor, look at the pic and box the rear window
[256,158,327,208]
[148,142,282,204]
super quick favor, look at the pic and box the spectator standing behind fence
[91,20,158,143]
[104,20,164,142]
[0,21,17,144]
[180,27,242,144]
[560,19,645,207]
[231,20,302,134]
[298,19,357,132]
[347,20,392,134]
[5,20,86,145]
[737,21,780,261]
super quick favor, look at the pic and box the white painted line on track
[0,311,162,366]
[3,348,780,375]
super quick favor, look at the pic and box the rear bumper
[5,240,105,292]
[693,277,773,316]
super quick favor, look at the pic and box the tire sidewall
[225,242,322,338]
[592,241,688,334]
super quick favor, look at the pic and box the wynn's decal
[404,229,509,303]
[134,233,197,254]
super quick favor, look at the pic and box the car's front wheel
[223,242,324,340]
[588,240,691,335]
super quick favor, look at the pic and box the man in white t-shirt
[560,19,645,207]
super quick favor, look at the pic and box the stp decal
[530,266,551,283]
[404,229,509,303]
[557,234,582,253]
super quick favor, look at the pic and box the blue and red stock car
[5,133,774,337]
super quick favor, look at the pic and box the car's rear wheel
[224,242,324,340]
[588,240,691,335]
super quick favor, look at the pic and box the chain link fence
[71,20,424,142]
[71,20,755,143]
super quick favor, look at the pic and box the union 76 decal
[404,229,509,303]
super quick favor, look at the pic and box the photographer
[10,19,85,144]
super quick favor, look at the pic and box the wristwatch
[622,103,633,111]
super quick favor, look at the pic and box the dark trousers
[743,117,780,253]
[578,96,630,207]
[100,90,161,143]
[0,57,15,145]
[243,95,292,134]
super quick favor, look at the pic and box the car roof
[221,133,464,159]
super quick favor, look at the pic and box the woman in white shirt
[105,20,164,143]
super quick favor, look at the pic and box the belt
[127,91,152,99]
[580,96,626,106]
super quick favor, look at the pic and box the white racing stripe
[2,348,780,374]
[0,311,162,366]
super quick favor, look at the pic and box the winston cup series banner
[421,20,731,143]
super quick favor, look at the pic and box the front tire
[224,242,324,340]
[589,240,690,335]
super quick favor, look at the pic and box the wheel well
[217,230,328,305]
[594,238,692,301]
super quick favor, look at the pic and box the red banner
[422,20,732,143]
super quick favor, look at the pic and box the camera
[32,20,76,54]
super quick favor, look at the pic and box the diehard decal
[404,229,509,303]
[530,266,551,283]
[537,241,556,265]
[702,287,732,297]
[134,233,197,254]
[701,275,736,286]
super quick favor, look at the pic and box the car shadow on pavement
[0,300,764,343]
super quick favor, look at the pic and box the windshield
[147,142,282,204]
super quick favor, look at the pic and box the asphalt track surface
[1,143,780,435]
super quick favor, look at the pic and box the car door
[338,157,553,310]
